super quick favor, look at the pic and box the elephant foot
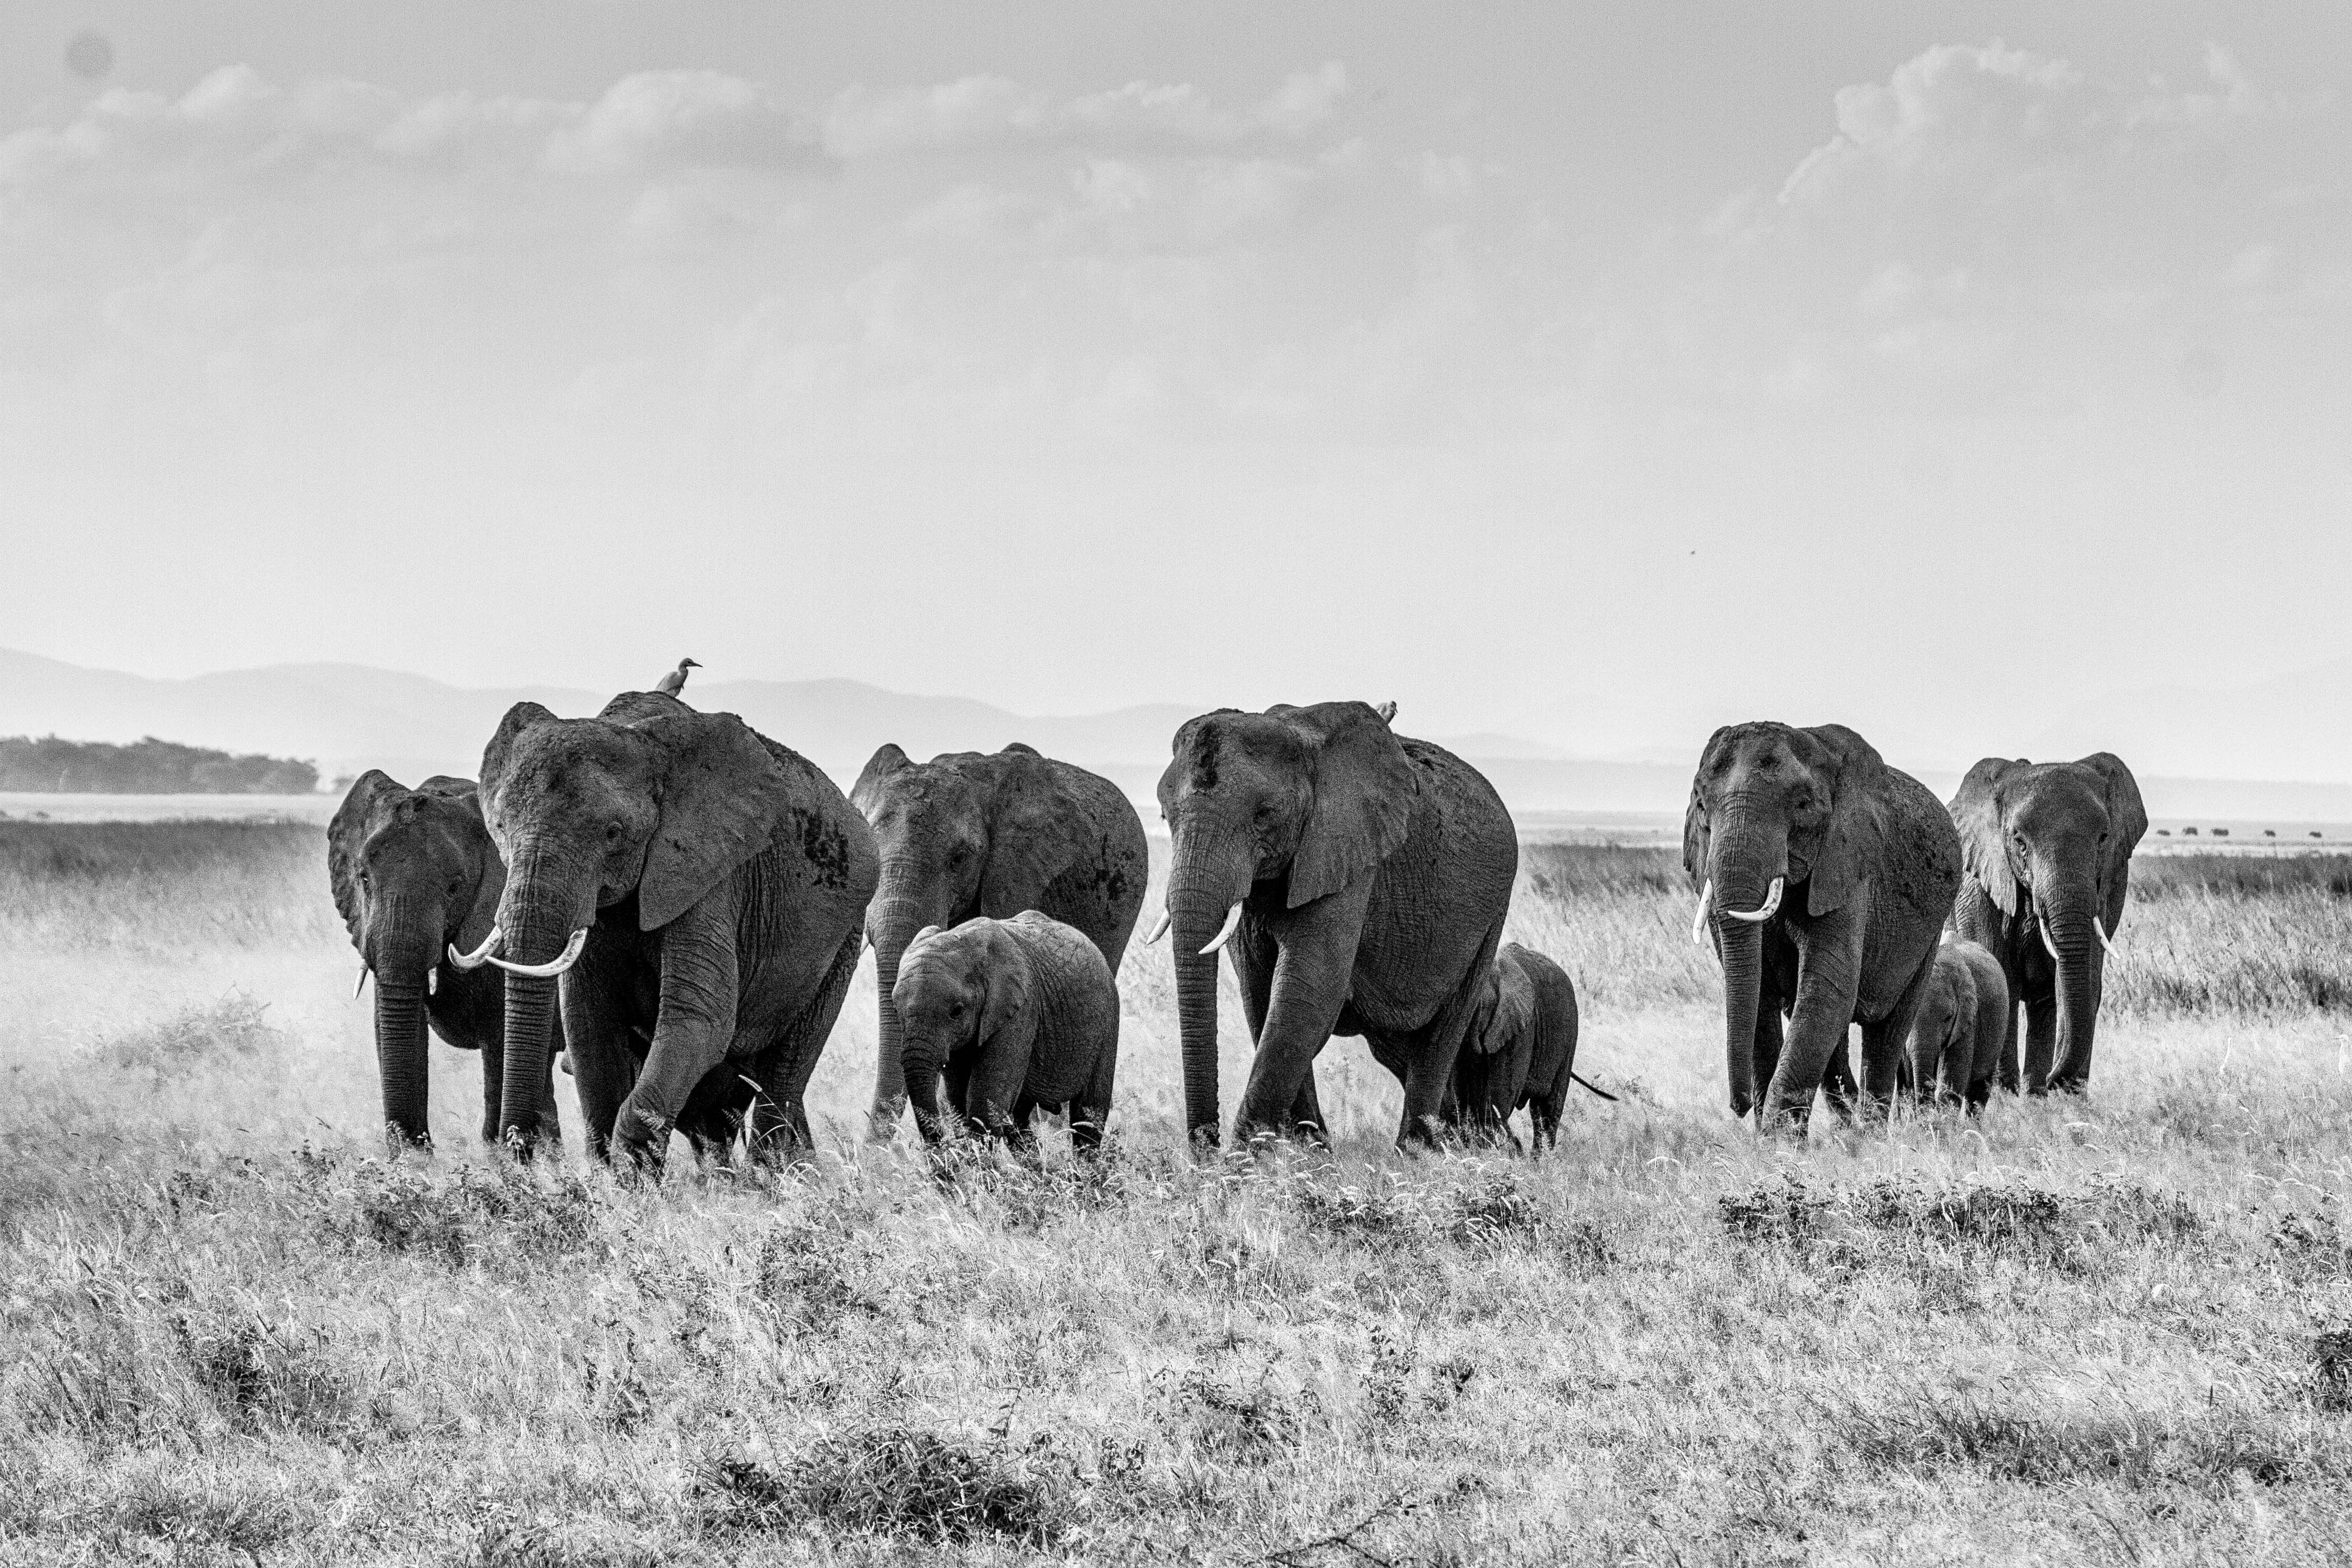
[611,1104,673,1177]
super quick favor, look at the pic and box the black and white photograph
[2,3,2349,1562]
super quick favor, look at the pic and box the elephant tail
[1569,1071,1619,1102]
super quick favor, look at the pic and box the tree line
[0,735,319,794]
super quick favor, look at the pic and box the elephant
[1446,942,1610,1151]
[1901,938,2009,1108]
[1155,700,1517,1149]
[1684,722,1961,1131]
[849,742,1145,1140]
[459,690,878,1169]
[327,771,561,1148]
[891,911,1120,1150]
[1948,753,2146,1095]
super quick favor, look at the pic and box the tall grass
[2,825,2351,1562]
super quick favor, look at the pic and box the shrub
[698,1428,1077,1546]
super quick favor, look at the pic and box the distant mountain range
[4,647,2351,823]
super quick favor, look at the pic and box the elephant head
[1155,702,1416,1141]
[1452,951,1534,1131]
[892,921,1034,1141]
[1683,723,1886,1118]
[1905,946,1970,1102]
[471,691,799,1148]
[1949,753,2145,1089]
[327,772,501,1146]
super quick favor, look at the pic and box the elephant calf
[1903,939,2010,1108]
[893,912,1120,1150]
[1447,942,1601,1151]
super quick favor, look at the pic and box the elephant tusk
[448,926,502,971]
[427,965,438,997]
[354,964,370,1000]
[2039,917,2059,961]
[1690,880,1713,946]
[1722,877,1783,924]
[487,926,588,978]
[2093,915,2115,954]
[1200,902,1244,956]
[1144,907,1171,945]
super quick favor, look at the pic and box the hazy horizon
[5,3,2347,771]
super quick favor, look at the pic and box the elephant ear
[1488,952,1536,1056]
[634,708,798,931]
[326,770,406,947]
[851,744,912,817]
[1284,702,1417,908]
[1949,757,2022,919]
[2080,751,2147,929]
[1683,728,1730,890]
[478,702,560,834]
[977,926,1036,1049]
[1803,724,1888,919]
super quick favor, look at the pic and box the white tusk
[448,926,502,971]
[2039,918,2059,961]
[1144,908,1171,945]
[354,964,370,1000]
[1722,876,1783,924]
[2093,915,2114,954]
[1199,902,1244,956]
[427,965,438,997]
[487,926,589,978]
[1690,880,1713,946]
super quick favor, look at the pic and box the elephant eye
[358,870,372,889]
[605,821,623,842]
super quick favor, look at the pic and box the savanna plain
[4,822,2352,1566]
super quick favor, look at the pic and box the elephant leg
[1232,917,1361,1143]
[1751,1003,1785,1116]
[678,1072,751,1167]
[1070,1048,1115,1154]
[1763,942,1863,1134]
[1993,947,2027,1094]
[2021,991,2059,1097]
[1286,1074,1329,1144]
[747,932,863,1164]
[479,1038,505,1148]
[558,961,636,1162]
[1819,1030,1860,1121]
[942,1055,976,1129]
[1861,954,1937,1113]
[1394,919,1505,1151]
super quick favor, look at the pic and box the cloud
[822,63,1349,158]
[545,71,827,173]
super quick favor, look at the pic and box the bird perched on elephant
[850,742,1144,1140]
[1902,938,2009,1108]
[1948,753,2145,1095]
[1684,722,1961,1131]
[328,772,561,1149]
[1447,942,1610,1151]
[457,690,878,1170]
[891,911,1120,1150]
[1154,700,1517,1149]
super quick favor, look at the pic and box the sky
[2,2,2347,768]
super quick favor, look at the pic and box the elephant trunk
[2041,894,2105,1091]
[1166,821,1252,1147]
[366,893,437,1147]
[866,885,940,1138]
[1706,813,1786,1121]
[493,851,578,1153]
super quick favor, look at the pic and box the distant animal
[891,912,1120,1150]
[1446,942,1611,1150]
[328,772,562,1149]
[655,658,699,697]
[1901,939,2009,1108]
[461,689,876,1170]
[1154,700,1517,1149]
[1684,722,1961,1131]
[850,743,1145,1141]
[1949,753,2146,1096]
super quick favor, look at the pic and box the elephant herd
[330,687,2144,1167]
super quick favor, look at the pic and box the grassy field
[4,823,2352,1565]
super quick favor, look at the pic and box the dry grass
[2,827,2351,1563]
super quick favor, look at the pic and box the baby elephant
[1449,942,1606,1150]
[893,911,1120,1150]
[1905,938,2010,1108]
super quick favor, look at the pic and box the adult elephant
[1156,700,1517,1149]
[1684,723,1960,1130]
[458,691,878,1168]
[850,742,1146,1139]
[327,772,560,1149]
[1948,754,2146,1095]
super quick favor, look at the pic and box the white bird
[656,658,700,697]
